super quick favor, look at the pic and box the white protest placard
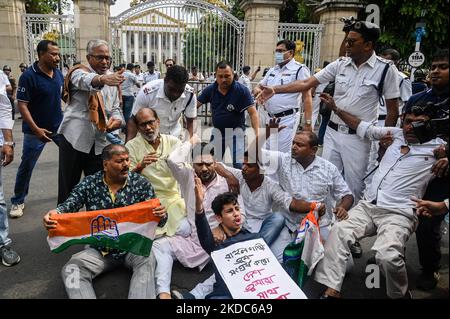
[211,238,307,299]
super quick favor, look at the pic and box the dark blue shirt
[16,62,64,135]
[412,81,428,95]
[198,81,254,134]
[403,87,448,118]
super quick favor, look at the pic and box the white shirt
[167,141,247,230]
[315,52,400,125]
[259,59,310,114]
[189,72,205,81]
[121,70,139,96]
[0,70,10,96]
[357,122,445,212]
[58,66,122,154]
[132,79,197,137]
[143,71,160,84]
[378,71,412,116]
[260,151,353,231]
[224,165,292,233]
[0,92,13,145]
[238,74,252,92]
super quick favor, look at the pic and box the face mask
[275,52,285,64]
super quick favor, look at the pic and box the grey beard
[142,130,159,143]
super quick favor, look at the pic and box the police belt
[270,108,299,118]
[328,121,357,135]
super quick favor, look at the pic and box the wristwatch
[305,120,312,125]
[3,141,15,147]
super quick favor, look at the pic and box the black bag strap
[182,91,194,115]
[378,63,390,107]
[295,65,303,80]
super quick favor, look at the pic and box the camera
[340,16,356,32]
[411,98,449,144]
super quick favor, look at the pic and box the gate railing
[109,0,246,76]
[23,14,77,69]
[278,23,324,72]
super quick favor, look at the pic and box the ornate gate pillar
[73,0,112,63]
[0,0,26,75]
[241,0,284,80]
[314,0,363,64]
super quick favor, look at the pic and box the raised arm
[194,175,216,254]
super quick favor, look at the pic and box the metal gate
[109,0,246,77]
[278,23,324,72]
[23,14,77,69]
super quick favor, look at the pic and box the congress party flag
[47,199,161,257]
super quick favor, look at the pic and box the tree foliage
[280,0,315,23]
[361,1,448,65]
[182,14,239,73]
[25,0,70,14]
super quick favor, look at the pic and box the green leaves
[25,0,69,14]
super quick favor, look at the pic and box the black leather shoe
[366,253,376,265]
[319,292,340,299]
[417,272,440,291]
[350,241,363,258]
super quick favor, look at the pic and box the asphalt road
[0,120,448,299]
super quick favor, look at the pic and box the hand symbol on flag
[91,215,119,241]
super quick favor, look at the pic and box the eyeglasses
[344,38,362,47]
[165,64,174,68]
[138,119,157,128]
[89,55,112,62]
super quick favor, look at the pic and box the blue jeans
[0,163,11,247]
[259,213,286,246]
[106,133,124,145]
[11,133,61,205]
[122,96,134,124]
[210,128,245,169]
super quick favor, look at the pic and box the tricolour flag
[47,199,161,257]
[283,203,324,287]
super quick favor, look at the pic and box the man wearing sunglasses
[257,21,400,210]
[57,39,125,204]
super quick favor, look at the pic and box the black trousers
[415,176,449,273]
[57,135,103,205]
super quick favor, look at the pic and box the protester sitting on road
[314,93,447,299]
[252,122,354,262]
[43,144,167,299]
[194,187,283,299]
[167,140,247,300]
[126,108,186,239]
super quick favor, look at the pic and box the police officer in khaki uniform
[254,39,313,153]
[257,21,400,205]
[127,65,196,141]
